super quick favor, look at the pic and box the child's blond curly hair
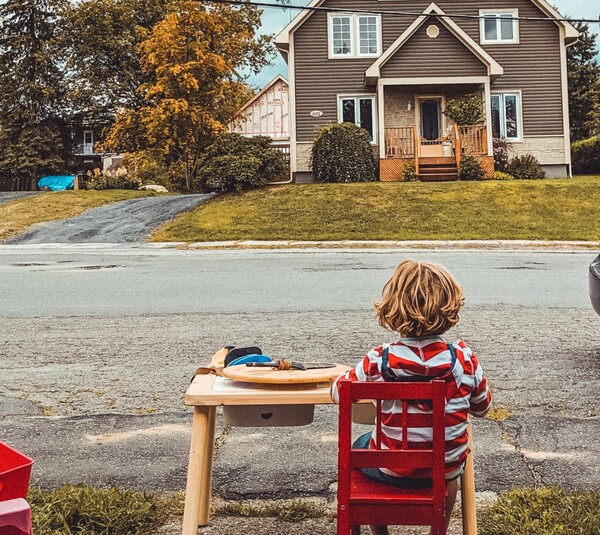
[374,259,464,337]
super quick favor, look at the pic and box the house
[228,75,290,169]
[275,0,578,181]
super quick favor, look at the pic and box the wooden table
[181,373,478,535]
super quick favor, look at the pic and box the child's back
[330,259,492,535]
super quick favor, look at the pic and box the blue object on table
[37,175,76,191]
[228,354,272,367]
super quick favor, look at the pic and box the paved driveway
[0,192,40,205]
[6,193,213,244]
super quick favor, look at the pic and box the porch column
[484,81,493,156]
[378,82,385,159]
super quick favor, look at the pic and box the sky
[247,0,600,88]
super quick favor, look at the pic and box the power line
[201,0,600,25]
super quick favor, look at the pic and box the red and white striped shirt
[331,336,492,479]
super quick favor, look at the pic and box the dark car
[591,254,600,315]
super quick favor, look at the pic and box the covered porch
[377,82,494,181]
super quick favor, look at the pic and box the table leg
[182,406,217,535]
[461,427,478,535]
[198,406,216,525]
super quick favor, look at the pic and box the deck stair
[417,157,458,182]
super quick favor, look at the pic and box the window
[491,93,521,141]
[329,14,381,58]
[338,95,376,142]
[480,10,519,44]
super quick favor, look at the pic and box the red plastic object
[0,442,34,502]
[336,379,447,535]
[0,498,33,535]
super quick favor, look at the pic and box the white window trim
[337,94,378,144]
[479,9,519,45]
[491,90,523,142]
[328,14,382,59]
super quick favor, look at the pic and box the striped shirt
[331,336,492,479]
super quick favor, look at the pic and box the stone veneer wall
[508,136,567,166]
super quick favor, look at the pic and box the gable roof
[365,3,503,85]
[274,0,579,51]
[237,75,288,115]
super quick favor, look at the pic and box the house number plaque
[309,110,324,118]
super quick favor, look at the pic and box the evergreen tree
[567,22,600,141]
[0,0,67,188]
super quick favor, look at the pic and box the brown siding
[292,0,565,141]
[381,21,488,78]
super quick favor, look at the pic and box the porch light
[407,100,413,111]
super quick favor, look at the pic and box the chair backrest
[337,379,446,506]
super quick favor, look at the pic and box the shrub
[493,138,510,172]
[459,155,485,181]
[311,123,377,183]
[493,171,515,180]
[84,167,141,190]
[402,161,417,182]
[508,154,546,179]
[197,133,287,193]
[443,94,485,126]
[571,135,600,174]
[123,153,172,190]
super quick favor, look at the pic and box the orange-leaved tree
[105,0,270,190]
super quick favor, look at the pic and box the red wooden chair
[337,379,447,535]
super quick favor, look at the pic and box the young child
[331,259,492,535]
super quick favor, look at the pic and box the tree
[0,0,68,188]
[105,0,273,191]
[567,22,600,141]
[60,0,171,124]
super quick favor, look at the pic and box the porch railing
[385,126,415,158]
[459,125,487,155]
[384,124,488,159]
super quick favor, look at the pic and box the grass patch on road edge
[151,176,600,242]
[479,487,600,534]
[0,190,157,242]
[27,484,600,534]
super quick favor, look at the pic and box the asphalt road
[6,194,213,244]
[0,247,599,533]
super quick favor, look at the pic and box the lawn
[0,190,157,242]
[151,176,600,242]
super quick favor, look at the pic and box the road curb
[167,239,600,251]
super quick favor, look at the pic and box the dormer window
[480,9,519,44]
[328,14,382,58]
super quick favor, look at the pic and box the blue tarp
[37,175,76,191]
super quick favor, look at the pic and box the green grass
[0,190,158,242]
[479,487,600,535]
[151,176,600,242]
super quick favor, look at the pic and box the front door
[420,99,440,140]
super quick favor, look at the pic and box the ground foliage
[29,484,160,534]
[479,487,600,535]
[459,155,485,181]
[151,177,600,242]
[571,134,600,174]
[311,123,377,183]
[197,133,286,193]
[507,154,546,180]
